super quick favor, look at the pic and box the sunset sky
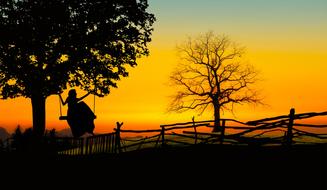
[0,0,327,134]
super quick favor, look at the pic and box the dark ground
[0,144,326,189]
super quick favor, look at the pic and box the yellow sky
[1,40,326,133]
[1,0,327,134]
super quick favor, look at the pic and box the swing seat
[59,116,68,120]
[59,115,96,120]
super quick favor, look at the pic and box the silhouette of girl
[59,89,96,137]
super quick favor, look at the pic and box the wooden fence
[114,108,327,152]
[114,119,211,153]
[1,132,117,156]
[55,132,117,156]
[1,108,327,155]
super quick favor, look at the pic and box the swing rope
[93,92,96,114]
[93,77,97,116]
[59,95,63,117]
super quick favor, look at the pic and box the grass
[1,137,326,190]
[119,132,327,152]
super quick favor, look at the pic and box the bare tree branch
[169,32,263,130]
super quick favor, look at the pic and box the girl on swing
[59,89,96,137]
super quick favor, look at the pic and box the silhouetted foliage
[10,126,62,153]
[0,0,156,136]
[168,31,262,131]
[11,126,23,151]
[11,126,34,152]
[48,128,56,139]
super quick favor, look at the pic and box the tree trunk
[31,94,46,137]
[213,103,221,132]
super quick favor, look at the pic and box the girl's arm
[59,94,67,105]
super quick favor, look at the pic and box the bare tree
[168,31,262,132]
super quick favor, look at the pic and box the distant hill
[54,128,101,137]
[0,127,10,141]
[0,127,96,140]
[56,128,73,137]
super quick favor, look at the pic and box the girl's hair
[68,89,77,97]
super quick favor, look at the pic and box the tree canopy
[0,0,155,98]
[0,0,155,136]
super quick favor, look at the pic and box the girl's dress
[67,96,96,137]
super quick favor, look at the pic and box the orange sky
[0,0,327,134]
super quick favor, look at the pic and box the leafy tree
[168,32,262,131]
[0,0,155,136]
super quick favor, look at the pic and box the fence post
[220,120,226,144]
[192,116,197,144]
[80,138,84,155]
[286,108,295,147]
[116,122,123,153]
[161,126,165,147]
[85,137,89,155]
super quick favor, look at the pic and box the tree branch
[169,32,263,117]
